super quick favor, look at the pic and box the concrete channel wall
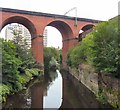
[67,64,120,109]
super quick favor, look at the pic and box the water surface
[3,69,112,109]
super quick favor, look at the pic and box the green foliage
[59,49,62,64]
[17,75,29,85]
[25,68,41,77]
[66,46,80,68]
[66,16,120,77]
[66,36,92,68]
[12,29,36,70]
[1,28,43,102]
[44,47,60,70]
[1,39,23,94]
[0,84,12,103]
[96,89,108,104]
[2,39,22,85]
[88,17,120,77]
[66,32,95,68]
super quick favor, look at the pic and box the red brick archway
[1,16,37,39]
[0,8,100,67]
[46,20,74,66]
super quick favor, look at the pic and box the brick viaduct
[0,8,100,66]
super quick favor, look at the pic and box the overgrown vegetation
[0,30,43,103]
[66,16,120,77]
[44,47,61,71]
[96,89,108,104]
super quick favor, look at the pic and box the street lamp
[64,7,77,26]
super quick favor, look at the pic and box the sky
[0,0,119,48]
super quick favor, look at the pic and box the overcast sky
[0,0,119,20]
[0,0,119,48]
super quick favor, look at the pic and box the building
[5,23,31,48]
[43,29,47,47]
[5,24,48,47]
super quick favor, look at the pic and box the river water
[2,69,112,109]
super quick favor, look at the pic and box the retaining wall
[67,64,120,109]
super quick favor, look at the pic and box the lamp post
[64,7,77,26]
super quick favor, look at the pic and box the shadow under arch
[81,24,95,32]
[78,24,95,41]
[1,16,37,39]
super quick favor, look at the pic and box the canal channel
[2,69,112,109]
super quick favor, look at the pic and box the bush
[66,34,94,68]
[2,39,22,86]
[0,84,12,103]
[66,16,120,77]
[88,17,120,77]
[1,32,43,102]
[44,47,60,70]
[25,68,42,77]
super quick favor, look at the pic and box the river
[2,69,112,109]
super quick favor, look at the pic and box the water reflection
[60,70,112,109]
[2,77,44,108]
[2,69,112,109]
[3,70,62,109]
[30,81,43,108]
[43,70,62,109]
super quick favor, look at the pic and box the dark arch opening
[78,24,94,42]
[81,24,94,32]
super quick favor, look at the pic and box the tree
[44,47,60,71]
[12,29,37,70]
[1,39,22,89]
[66,16,120,77]
[88,17,120,77]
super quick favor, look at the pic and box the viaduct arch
[0,8,101,67]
